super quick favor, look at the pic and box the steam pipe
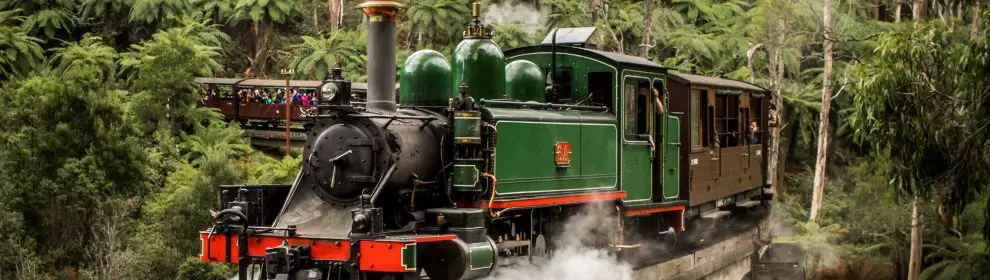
[551,29,557,88]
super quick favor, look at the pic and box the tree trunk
[590,0,601,22]
[767,15,786,192]
[873,0,881,19]
[640,0,654,57]
[767,46,784,190]
[896,1,902,22]
[329,0,342,31]
[907,198,923,280]
[746,43,763,83]
[252,21,271,78]
[809,0,833,223]
[973,3,981,41]
[911,0,925,27]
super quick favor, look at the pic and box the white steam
[483,2,548,33]
[484,204,632,280]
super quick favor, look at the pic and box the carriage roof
[667,71,768,93]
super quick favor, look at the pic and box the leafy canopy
[851,21,990,238]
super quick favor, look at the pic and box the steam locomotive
[200,1,773,279]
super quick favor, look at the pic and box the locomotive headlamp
[320,67,351,105]
[320,82,338,102]
[352,213,369,231]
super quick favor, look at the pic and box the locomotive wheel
[662,226,678,250]
[531,234,548,259]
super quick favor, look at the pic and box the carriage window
[624,78,650,137]
[715,91,741,147]
[750,95,763,145]
[691,90,702,148]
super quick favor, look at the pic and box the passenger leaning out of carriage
[301,92,311,106]
[748,121,759,144]
[288,89,297,104]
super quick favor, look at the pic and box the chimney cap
[357,0,405,10]
[358,0,405,19]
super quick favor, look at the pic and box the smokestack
[358,0,404,112]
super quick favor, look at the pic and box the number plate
[554,142,572,166]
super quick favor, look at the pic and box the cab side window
[624,78,650,137]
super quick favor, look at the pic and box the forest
[0,0,988,279]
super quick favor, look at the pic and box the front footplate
[200,231,459,280]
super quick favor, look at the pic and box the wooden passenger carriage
[667,72,771,218]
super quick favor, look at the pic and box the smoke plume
[484,203,632,280]
[483,1,548,34]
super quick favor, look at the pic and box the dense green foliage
[0,0,987,279]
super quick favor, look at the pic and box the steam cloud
[484,204,632,280]
[483,1,548,34]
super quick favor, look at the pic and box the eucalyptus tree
[809,0,836,224]
[541,0,593,28]
[405,0,471,47]
[594,0,644,54]
[851,21,990,280]
[0,10,44,81]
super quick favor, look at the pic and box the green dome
[452,39,505,101]
[399,50,452,107]
[505,60,545,102]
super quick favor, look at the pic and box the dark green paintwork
[452,160,482,191]
[485,107,617,196]
[425,208,486,228]
[401,243,416,270]
[506,52,615,106]
[663,116,681,200]
[468,242,494,270]
[454,112,481,144]
[453,39,505,100]
[499,46,688,205]
[505,60,545,102]
[399,50,452,107]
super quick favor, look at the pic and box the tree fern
[128,0,194,26]
[0,9,44,81]
[50,35,117,82]
[491,23,536,49]
[286,30,365,80]
[406,0,471,46]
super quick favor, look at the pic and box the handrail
[478,99,608,111]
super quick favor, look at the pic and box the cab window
[624,78,651,137]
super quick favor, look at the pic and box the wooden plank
[736,200,761,209]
